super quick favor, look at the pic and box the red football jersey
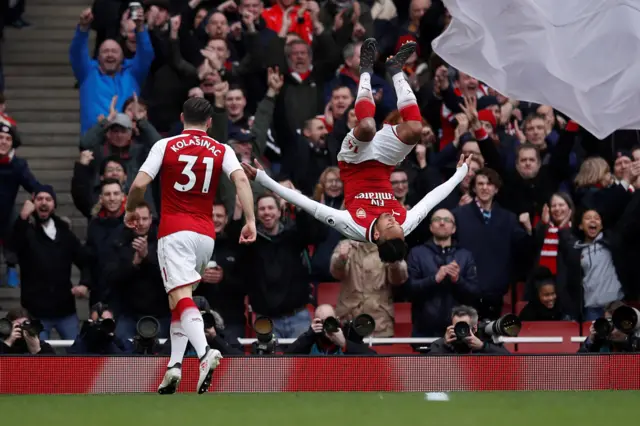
[338,160,407,241]
[139,129,242,239]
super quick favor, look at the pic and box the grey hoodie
[576,233,624,308]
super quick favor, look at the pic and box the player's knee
[168,287,193,310]
[356,117,377,141]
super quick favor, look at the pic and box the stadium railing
[44,336,588,348]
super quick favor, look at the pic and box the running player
[243,38,470,263]
[124,98,257,395]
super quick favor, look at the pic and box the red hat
[478,109,497,130]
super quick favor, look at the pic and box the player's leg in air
[158,235,222,395]
[357,38,420,262]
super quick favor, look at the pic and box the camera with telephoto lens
[252,316,277,355]
[19,319,44,337]
[0,317,43,338]
[477,313,522,340]
[322,314,376,343]
[612,305,640,335]
[132,316,161,354]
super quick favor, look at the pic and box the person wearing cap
[79,112,161,208]
[70,7,154,134]
[0,123,38,288]
[8,185,90,340]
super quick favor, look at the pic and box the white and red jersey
[339,160,407,241]
[139,129,242,240]
[254,162,469,243]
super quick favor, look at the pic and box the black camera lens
[136,316,160,339]
[323,316,340,334]
[593,317,613,338]
[20,319,44,337]
[98,318,116,334]
[201,312,215,330]
[254,316,274,343]
[454,321,471,340]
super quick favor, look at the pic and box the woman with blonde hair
[310,167,345,281]
[573,157,632,227]
[313,166,344,208]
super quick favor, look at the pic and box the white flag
[432,0,640,139]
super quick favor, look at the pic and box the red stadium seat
[581,321,591,337]
[393,303,412,337]
[515,321,580,354]
[515,301,527,316]
[317,282,341,306]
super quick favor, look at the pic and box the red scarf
[97,197,127,218]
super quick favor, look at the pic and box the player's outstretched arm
[230,169,257,244]
[242,160,341,223]
[404,155,472,236]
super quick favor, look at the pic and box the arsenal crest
[356,208,366,218]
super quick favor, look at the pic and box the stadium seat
[515,301,527,316]
[515,321,580,354]
[317,282,341,306]
[393,303,412,337]
[581,321,591,337]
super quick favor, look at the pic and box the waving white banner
[432,0,640,139]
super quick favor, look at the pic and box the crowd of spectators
[1,0,640,356]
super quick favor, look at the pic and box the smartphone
[129,2,142,20]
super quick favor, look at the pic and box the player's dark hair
[377,238,408,263]
[182,97,213,125]
[100,177,122,192]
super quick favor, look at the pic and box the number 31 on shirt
[174,154,215,193]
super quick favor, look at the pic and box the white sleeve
[221,144,242,178]
[403,163,469,236]
[255,169,352,229]
[138,138,169,179]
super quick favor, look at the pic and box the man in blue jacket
[69,8,154,134]
[452,168,532,320]
[407,208,478,338]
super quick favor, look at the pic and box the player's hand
[239,221,257,244]
[241,163,258,180]
[124,210,139,229]
[456,154,473,169]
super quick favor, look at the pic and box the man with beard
[281,117,338,195]
[85,179,125,306]
[70,7,155,134]
[233,194,325,339]
[104,202,170,341]
[8,186,89,340]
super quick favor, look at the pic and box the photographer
[160,297,243,357]
[579,301,639,353]
[0,308,54,355]
[68,303,131,355]
[285,304,376,355]
[429,306,510,354]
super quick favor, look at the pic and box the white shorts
[157,231,215,294]
[337,124,415,166]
